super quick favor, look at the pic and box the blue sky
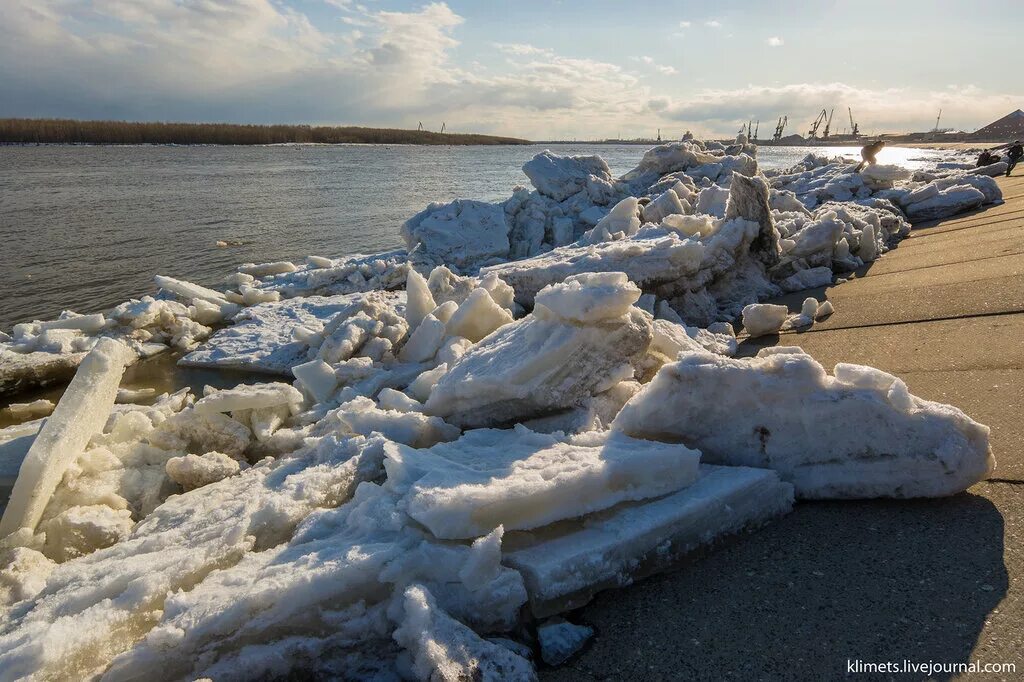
[2,0,1021,138]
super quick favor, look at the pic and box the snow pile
[614,348,994,498]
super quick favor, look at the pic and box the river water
[0,143,951,329]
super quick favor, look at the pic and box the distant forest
[0,118,531,146]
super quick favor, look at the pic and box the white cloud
[705,20,722,28]
[767,36,784,47]
[493,42,552,57]
[678,20,691,28]
[652,82,1024,135]
[0,2,1018,139]
[634,55,678,76]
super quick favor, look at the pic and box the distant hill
[972,109,1024,140]
[0,118,531,146]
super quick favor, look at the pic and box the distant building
[972,109,1024,140]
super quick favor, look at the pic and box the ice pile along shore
[0,137,998,680]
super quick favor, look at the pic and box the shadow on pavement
[542,494,1007,681]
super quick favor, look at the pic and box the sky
[2,0,1022,139]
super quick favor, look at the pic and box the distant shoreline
[0,118,530,146]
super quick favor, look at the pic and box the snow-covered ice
[388,427,700,539]
[503,464,794,614]
[537,619,594,665]
[425,274,653,428]
[613,349,994,498]
[0,339,131,537]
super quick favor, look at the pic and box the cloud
[705,20,722,28]
[767,36,784,47]
[634,55,678,76]
[678,20,691,28]
[493,42,553,57]
[0,2,1018,140]
[652,82,1024,135]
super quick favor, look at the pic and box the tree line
[0,119,530,146]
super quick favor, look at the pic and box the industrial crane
[808,109,828,139]
[772,115,787,142]
[821,108,834,140]
[848,108,860,138]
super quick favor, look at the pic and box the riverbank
[0,118,530,146]
[544,172,1024,679]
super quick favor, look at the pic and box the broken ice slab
[254,249,408,298]
[180,292,405,375]
[480,231,705,308]
[387,428,701,540]
[613,350,994,499]
[0,348,88,397]
[502,464,794,617]
[192,382,304,415]
[0,338,132,537]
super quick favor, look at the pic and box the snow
[445,287,515,343]
[193,382,304,414]
[388,427,700,539]
[641,188,687,224]
[534,272,640,323]
[613,350,994,499]
[182,292,404,374]
[253,249,408,299]
[904,185,986,223]
[399,312,448,363]
[395,584,537,681]
[405,268,436,332]
[165,452,241,491]
[425,282,653,428]
[741,303,788,337]
[1,338,131,538]
[503,464,794,614]
[4,399,55,420]
[115,387,156,404]
[403,199,511,272]
[581,197,641,244]
[522,150,612,202]
[291,358,339,403]
[238,261,298,277]
[537,619,594,665]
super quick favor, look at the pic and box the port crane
[772,116,787,142]
[808,109,828,139]
[933,109,943,132]
[752,120,759,141]
[821,108,835,140]
[848,108,860,138]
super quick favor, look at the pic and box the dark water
[0,143,949,329]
